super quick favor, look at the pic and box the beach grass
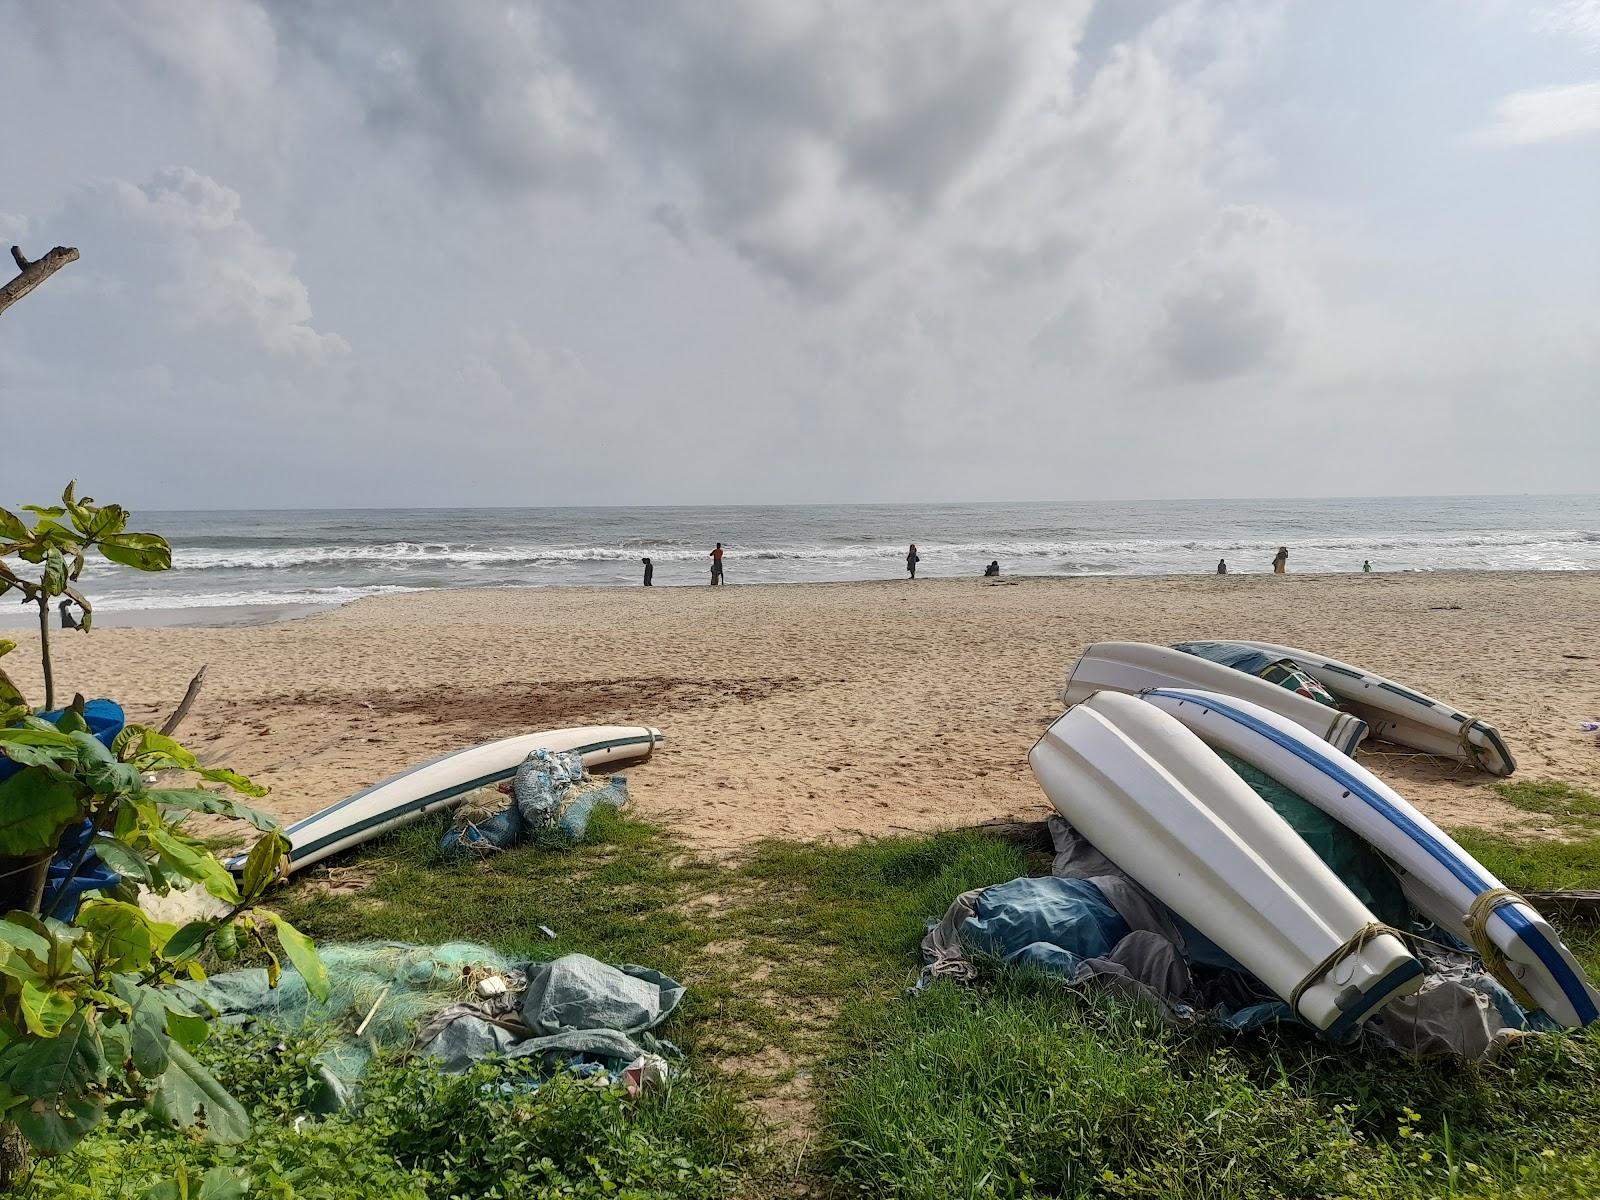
[29,806,1600,1198]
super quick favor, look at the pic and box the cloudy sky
[2,1,1597,508]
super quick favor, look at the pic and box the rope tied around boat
[1464,887,1540,1011]
[1289,923,1403,1019]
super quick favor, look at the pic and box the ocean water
[52,495,1600,613]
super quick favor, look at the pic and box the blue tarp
[1,699,125,919]
[441,748,629,857]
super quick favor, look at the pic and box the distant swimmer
[984,560,1000,577]
[642,556,653,587]
[1216,559,1227,575]
[1362,560,1371,574]
[58,599,80,630]
[1272,546,1288,575]
[709,542,724,585]
[906,543,920,580]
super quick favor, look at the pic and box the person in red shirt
[709,542,724,585]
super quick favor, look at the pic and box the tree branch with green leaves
[0,486,322,1173]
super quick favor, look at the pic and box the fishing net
[183,942,518,1081]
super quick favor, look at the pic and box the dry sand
[6,572,1598,851]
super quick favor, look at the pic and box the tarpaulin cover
[178,944,683,1091]
[0,699,126,919]
[1173,641,1341,708]
[923,795,1541,1058]
[440,749,629,857]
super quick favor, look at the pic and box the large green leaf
[162,921,215,964]
[2,1011,107,1153]
[0,726,77,748]
[162,1002,212,1050]
[145,829,241,905]
[18,978,76,1036]
[0,767,82,855]
[0,916,52,960]
[0,508,27,541]
[259,909,328,1002]
[150,788,278,833]
[238,830,289,901]
[97,532,172,572]
[77,900,170,973]
[92,837,155,888]
[0,737,75,770]
[141,1163,249,1200]
[149,1039,250,1144]
[110,976,172,1078]
[42,547,67,595]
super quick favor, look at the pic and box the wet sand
[4,572,1597,851]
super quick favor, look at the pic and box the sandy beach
[4,572,1597,851]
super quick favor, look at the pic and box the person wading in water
[709,542,724,585]
[1272,546,1289,575]
[906,543,920,580]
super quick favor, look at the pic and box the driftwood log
[0,245,79,318]
[158,665,207,737]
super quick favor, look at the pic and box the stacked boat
[1034,640,1598,1035]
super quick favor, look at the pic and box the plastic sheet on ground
[922,812,1541,1058]
[440,749,629,857]
[0,699,126,920]
[176,944,683,1097]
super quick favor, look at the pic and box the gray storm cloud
[1,1,1596,506]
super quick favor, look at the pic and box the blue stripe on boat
[1148,688,1598,1026]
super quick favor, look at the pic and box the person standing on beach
[709,542,724,585]
[642,557,653,586]
[1216,559,1227,575]
[1272,546,1288,575]
[1363,560,1371,573]
[906,543,920,580]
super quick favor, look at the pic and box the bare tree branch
[159,665,208,736]
[0,245,80,318]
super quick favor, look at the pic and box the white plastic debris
[621,1053,670,1099]
[538,925,557,940]
[475,974,510,998]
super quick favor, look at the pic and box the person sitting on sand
[709,542,724,585]
[642,557,653,587]
[1216,559,1227,575]
[984,560,999,577]
[906,544,920,580]
[1272,546,1288,575]
[58,598,80,630]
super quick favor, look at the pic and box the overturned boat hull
[1030,691,1420,1034]
[1233,641,1515,776]
[232,725,663,875]
[1143,687,1595,1027]
[1062,641,1368,754]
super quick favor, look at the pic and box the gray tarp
[921,815,1536,1057]
[179,946,684,1090]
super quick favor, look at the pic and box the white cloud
[1474,80,1600,145]
[103,167,347,359]
[1536,1,1600,50]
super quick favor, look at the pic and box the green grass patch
[1493,780,1600,830]
[29,1026,750,1200]
[29,805,1600,1198]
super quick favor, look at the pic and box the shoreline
[5,566,1598,631]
